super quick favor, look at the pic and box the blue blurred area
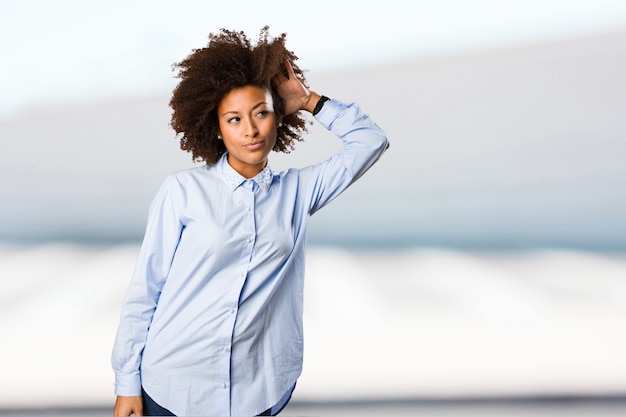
[2,30,625,249]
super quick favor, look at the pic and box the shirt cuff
[313,98,347,129]
[114,372,142,396]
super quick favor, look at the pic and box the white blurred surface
[0,244,625,408]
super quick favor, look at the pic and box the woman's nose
[244,118,259,137]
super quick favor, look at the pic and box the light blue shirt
[111,99,389,416]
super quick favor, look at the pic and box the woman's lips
[244,140,264,150]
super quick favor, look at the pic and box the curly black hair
[169,26,310,164]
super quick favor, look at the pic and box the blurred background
[1,0,626,415]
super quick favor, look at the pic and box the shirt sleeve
[305,98,389,214]
[111,175,184,396]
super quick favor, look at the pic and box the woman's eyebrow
[221,101,269,116]
[252,101,269,110]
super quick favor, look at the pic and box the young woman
[112,27,389,416]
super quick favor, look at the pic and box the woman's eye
[227,117,240,123]
[256,110,269,118]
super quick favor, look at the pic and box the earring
[278,122,283,128]
[217,134,222,140]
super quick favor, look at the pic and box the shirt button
[224,345,231,352]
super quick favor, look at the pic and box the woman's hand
[272,59,320,115]
[114,395,143,416]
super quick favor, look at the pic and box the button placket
[242,184,256,250]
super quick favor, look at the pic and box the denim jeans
[142,388,175,416]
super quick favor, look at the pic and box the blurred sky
[2,0,626,118]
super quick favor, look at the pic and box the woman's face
[217,85,280,179]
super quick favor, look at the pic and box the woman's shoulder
[158,165,216,189]
[168,164,211,179]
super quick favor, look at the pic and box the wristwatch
[312,95,330,116]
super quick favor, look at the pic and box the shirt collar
[219,153,274,193]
